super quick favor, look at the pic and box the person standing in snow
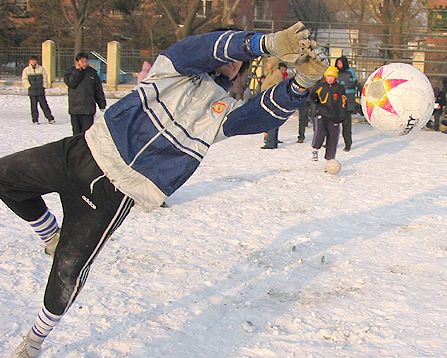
[431,86,446,132]
[335,55,358,152]
[0,22,328,357]
[296,97,310,143]
[21,56,55,125]
[310,66,347,162]
[261,56,284,149]
[64,52,106,135]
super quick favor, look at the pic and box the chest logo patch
[212,101,227,114]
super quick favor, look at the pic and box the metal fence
[121,49,146,73]
[0,47,41,82]
[0,47,151,83]
[251,20,447,84]
[2,20,447,85]
[55,48,157,84]
[55,48,75,81]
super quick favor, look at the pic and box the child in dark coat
[310,66,348,162]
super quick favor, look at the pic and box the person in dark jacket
[297,97,310,143]
[432,86,446,131]
[64,52,106,135]
[311,66,347,162]
[22,56,55,125]
[335,55,358,151]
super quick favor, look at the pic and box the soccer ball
[360,63,435,136]
[325,159,341,175]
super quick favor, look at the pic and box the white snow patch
[0,95,446,357]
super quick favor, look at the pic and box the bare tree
[158,0,242,40]
[372,0,425,59]
[61,0,111,55]
[0,0,25,46]
[337,0,426,59]
[221,0,242,26]
[289,0,339,25]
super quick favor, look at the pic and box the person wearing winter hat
[310,66,348,162]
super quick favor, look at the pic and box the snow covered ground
[0,94,446,357]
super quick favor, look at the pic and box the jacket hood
[335,56,350,72]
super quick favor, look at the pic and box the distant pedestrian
[335,56,358,151]
[21,56,55,125]
[297,97,310,143]
[64,52,106,135]
[261,56,283,149]
[311,66,348,162]
[432,86,446,131]
[279,62,289,80]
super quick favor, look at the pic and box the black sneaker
[261,145,275,149]
[343,146,351,152]
[297,138,304,143]
[312,151,318,161]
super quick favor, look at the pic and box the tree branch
[160,2,180,32]
[183,0,202,29]
[69,0,80,19]
[61,0,74,27]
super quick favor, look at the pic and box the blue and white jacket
[85,30,308,210]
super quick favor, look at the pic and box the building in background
[235,0,291,32]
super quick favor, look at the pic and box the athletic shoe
[48,119,55,124]
[343,146,351,152]
[11,332,42,357]
[297,138,304,143]
[44,229,60,257]
[33,122,39,125]
[312,151,318,161]
[261,145,275,149]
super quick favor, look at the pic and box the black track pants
[0,135,134,315]
[342,112,352,149]
[29,95,54,123]
[312,116,340,160]
[70,114,95,135]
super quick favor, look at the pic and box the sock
[28,306,62,346]
[28,209,59,244]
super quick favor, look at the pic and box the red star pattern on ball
[362,67,408,119]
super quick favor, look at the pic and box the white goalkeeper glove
[263,21,311,63]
